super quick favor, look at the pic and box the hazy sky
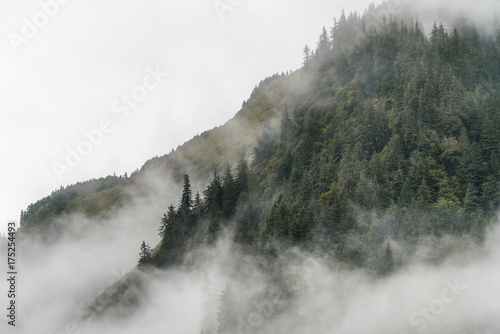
[0,0,373,234]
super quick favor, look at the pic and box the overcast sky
[0,0,374,234]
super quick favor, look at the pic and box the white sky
[0,0,372,234]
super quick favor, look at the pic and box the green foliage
[153,160,252,265]
[222,165,237,218]
[240,11,500,270]
[21,175,123,228]
[156,204,185,267]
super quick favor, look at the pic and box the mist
[2,164,499,333]
[3,214,500,333]
[3,0,500,333]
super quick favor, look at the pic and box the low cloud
[3,203,499,333]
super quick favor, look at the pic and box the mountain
[22,4,500,252]
[18,2,500,331]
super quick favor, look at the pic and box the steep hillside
[18,3,500,332]
[22,3,500,268]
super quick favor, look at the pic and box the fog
[1,168,499,333]
[3,219,500,333]
[403,0,500,34]
[2,0,500,333]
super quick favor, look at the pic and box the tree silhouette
[138,241,152,266]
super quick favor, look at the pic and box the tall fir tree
[138,241,152,266]
[222,165,237,219]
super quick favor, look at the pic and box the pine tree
[235,159,249,196]
[158,212,168,239]
[138,241,152,266]
[289,205,313,243]
[157,204,185,267]
[158,204,177,239]
[464,183,480,213]
[280,104,294,150]
[179,174,193,220]
[193,191,203,217]
[204,171,224,244]
[316,26,331,66]
[416,178,432,206]
[204,171,224,217]
[418,78,438,126]
[302,44,311,65]
[317,26,330,53]
[222,165,237,219]
[234,192,260,248]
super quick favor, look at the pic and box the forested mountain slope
[22,4,500,271]
[17,4,500,332]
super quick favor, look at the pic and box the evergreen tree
[316,26,331,66]
[280,104,294,150]
[157,204,185,266]
[235,159,249,196]
[204,171,224,217]
[289,205,313,243]
[158,212,169,239]
[138,241,152,266]
[193,191,203,218]
[204,171,224,244]
[418,78,438,126]
[464,183,480,213]
[416,178,432,206]
[179,174,193,220]
[303,44,311,65]
[234,192,260,248]
[222,165,237,218]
